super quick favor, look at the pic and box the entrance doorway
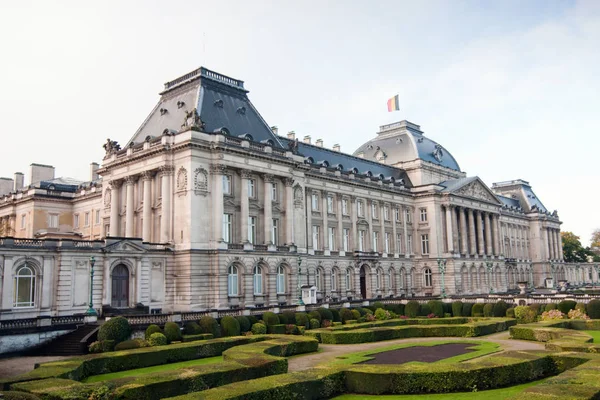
[111,265,129,308]
[359,265,367,299]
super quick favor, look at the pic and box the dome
[353,120,461,172]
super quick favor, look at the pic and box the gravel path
[0,355,70,379]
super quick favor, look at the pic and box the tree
[590,229,600,255]
[561,232,598,262]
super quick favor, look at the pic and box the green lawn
[332,378,547,400]
[83,356,223,382]
[583,330,600,343]
[322,340,500,367]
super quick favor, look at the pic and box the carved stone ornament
[263,174,274,184]
[103,138,121,157]
[142,170,154,181]
[194,167,209,195]
[432,144,444,162]
[284,177,294,187]
[209,164,226,175]
[455,181,497,202]
[159,165,175,176]
[240,169,253,179]
[293,184,304,209]
[181,107,206,130]
[176,167,188,191]
[104,188,111,207]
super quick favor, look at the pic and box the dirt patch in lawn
[359,343,474,364]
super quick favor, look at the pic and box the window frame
[357,201,364,217]
[384,206,389,220]
[311,193,319,211]
[223,213,233,243]
[405,209,412,223]
[271,218,279,245]
[342,198,348,215]
[276,265,286,294]
[421,234,430,255]
[223,175,232,195]
[248,178,256,198]
[271,182,278,202]
[14,265,36,308]
[327,196,334,214]
[84,212,90,227]
[420,208,428,222]
[424,267,433,287]
[331,269,337,291]
[253,265,263,295]
[74,214,80,229]
[248,216,257,244]
[227,265,239,296]
[48,214,58,229]
[328,227,335,251]
[359,230,366,252]
[384,232,390,254]
[343,228,350,252]
[312,225,320,250]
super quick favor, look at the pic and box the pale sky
[1,1,598,244]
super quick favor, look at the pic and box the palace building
[0,67,568,319]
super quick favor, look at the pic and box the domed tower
[353,120,465,186]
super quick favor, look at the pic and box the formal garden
[1,298,599,399]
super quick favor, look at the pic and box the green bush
[587,299,600,319]
[339,308,354,323]
[472,303,484,317]
[452,301,463,317]
[308,310,322,323]
[462,303,473,318]
[575,302,586,312]
[279,311,296,325]
[236,316,251,333]
[98,316,131,344]
[506,307,515,318]
[247,315,259,325]
[374,308,390,320]
[88,341,103,353]
[221,316,241,336]
[442,302,452,315]
[427,300,444,318]
[514,305,536,324]
[0,392,41,400]
[182,333,213,342]
[405,301,420,318]
[483,303,494,317]
[419,304,432,317]
[101,340,115,352]
[493,301,509,317]
[295,312,309,327]
[262,312,280,326]
[148,332,167,346]
[114,338,149,351]
[317,307,333,321]
[529,303,543,315]
[183,321,201,335]
[385,303,405,316]
[164,321,182,343]
[558,300,577,314]
[351,309,361,320]
[330,308,341,322]
[268,324,287,334]
[145,324,162,340]
[309,318,320,329]
[199,316,221,338]
[545,303,557,312]
[251,322,267,335]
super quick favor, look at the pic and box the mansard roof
[127,67,283,148]
[492,179,548,213]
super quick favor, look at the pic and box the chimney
[0,178,14,196]
[271,126,279,135]
[29,163,55,185]
[90,163,99,181]
[13,172,24,191]
[357,151,364,158]
[315,139,323,147]
[303,135,311,144]
[333,144,340,152]
[287,131,295,140]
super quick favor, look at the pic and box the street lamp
[86,256,97,316]
[297,255,304,306]
[437,258,447,298]
[485,257,494,294]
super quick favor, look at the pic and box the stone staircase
[36,324,99,356]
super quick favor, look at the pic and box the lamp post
[86,256,97,316]
[485,257,494,294]
[297,255,304,306]
[437,258,447,298]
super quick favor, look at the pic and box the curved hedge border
[8,336,318,400]
[509,320,600,353]
[308,318,515,344]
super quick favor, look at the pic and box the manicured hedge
[262,312,280,326]
[145,324,163,339]
[587,299,600,319]
[557,300,577,314]
[471,303,484,317]
[235,316,251,333]
[199,316,221,338]
[493,301,509,318]
[267,324,286,334]
[182,333,214,342]
[98,316,131,344]
[405,301,420,318]
[0,391,41,400]
[452,301,463,317]
[220,316,241,337]
[165,322,183,343]
[510,320,600,353]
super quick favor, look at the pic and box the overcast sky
[1,1,598,244]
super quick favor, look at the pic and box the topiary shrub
[236,316,251,333]
[443,302,453,315]
[374,308,391,320]
[427,300,444,318]
[98,316,131,344]
[199,316,221,338]
[529,303,543,315]
[545,303,557,312]
[462,303,473,318]
[308,310,322,323]
[360,308,373,316]
[575,302,586,312]
[164,321,182,343]
[262,312,280,326]
[279,311,296,325]
[351,309,361,320]
[405,301,420,318]
[309,318,320,329]
[385,303,405,316]
[247,315,259,325]
[317,307,333,322]
[114,338,149,351]
[419,303,432,317]
[339,308,353,323]
[330,308,341,322]
[587,299,600,319]
[295,312,309,328]
[145,324,162,340]
[372,301,385,310]
[452,301,463,317]
[557,300,577,314]
[220,316,241,337]
[183,321,201,335]
[493,301,509,317]
[514,305,537,324]
[251,322,267,335]
[483,303,494,317]
[471,303,484,317]
[88,341,103,353]
[101,340,115,352]
[506,307,515,318]
[148,332,167,346]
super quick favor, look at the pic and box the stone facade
[0,67,578,319]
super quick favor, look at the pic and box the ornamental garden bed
[509,319,600,353]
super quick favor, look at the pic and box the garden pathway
[287,333,545,372]
[0,355,70,379]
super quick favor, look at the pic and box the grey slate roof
[38,177,84,193]
[496,194,521,208]
[438,176,478,192]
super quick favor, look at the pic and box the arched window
[276,265,286,294]
[315,268,323,290]
[376,269,382,289]
[331,269,337,291]
[227,265,239,296]
[388,269,394,290]
[399,269,405,288]
[14,265,36,307]
[345,268,352,290]
[424,268,433,287]
[253,266,263,295]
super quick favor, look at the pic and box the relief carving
[176,167,188,191]
[455,181,497,202]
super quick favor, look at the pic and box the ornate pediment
[454,180,500,204]
[104,240,147,253]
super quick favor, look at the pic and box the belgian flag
[387,95,400,112]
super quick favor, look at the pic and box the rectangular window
[312,193,319,210]
[371,203,377,219]
[357,201,364,217]
[248,179,256,198]
[223,214,232,243]
[223,175,232,195]
[49,214,58,228]
[405,209,412,223]
[385,232,391,253]
[271,183,277,202]
[327,196,334,213]
[312,225,320,250]
[396,233,402,254]
[343,228,350,252]
[95,210,100,224]
[328,227,335,251]
[407,235,413,254]
[271,219,278,245]
[384,206,390,220]
[21,214,26,229]
[395,208,400,222]
[74,214,80,229]
[248,216,257,244]
[84,212,90,227]
[342,199,348,215]
[359,230,366,252]
[421,234,430,255]
[373,231,379,251]
[420,208,428,222]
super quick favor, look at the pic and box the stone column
[160,165,173,243]
[554,229,560,261]
[125,176,136,237]
[306,189,313,249]
[468,209,476,255]
[366,200,373,251]
[547,228,554,260]
[558,230,564,260]
[452,207,459,253]
[142,171,153,242]
[445,205,454,253]
[524,227,530,260]
[485,213,493,256]
[210,164,225,244]
[403,207,409,256]
[507,224,514,258]
[515,225,522,259]
[284,178,294,245]
[263,174,273,244]
[240,169,251,243]
[380,203,386,253]
[109,180,121,237]
[322,192,329,250]
[351,196,357,251]
[392,206,398,255]
[459,207,468,255]
[541,227,549,260]
[492,215,500,256]
[337,194,343,252]
[476,211,485,256]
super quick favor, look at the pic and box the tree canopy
[562,231,600,262]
